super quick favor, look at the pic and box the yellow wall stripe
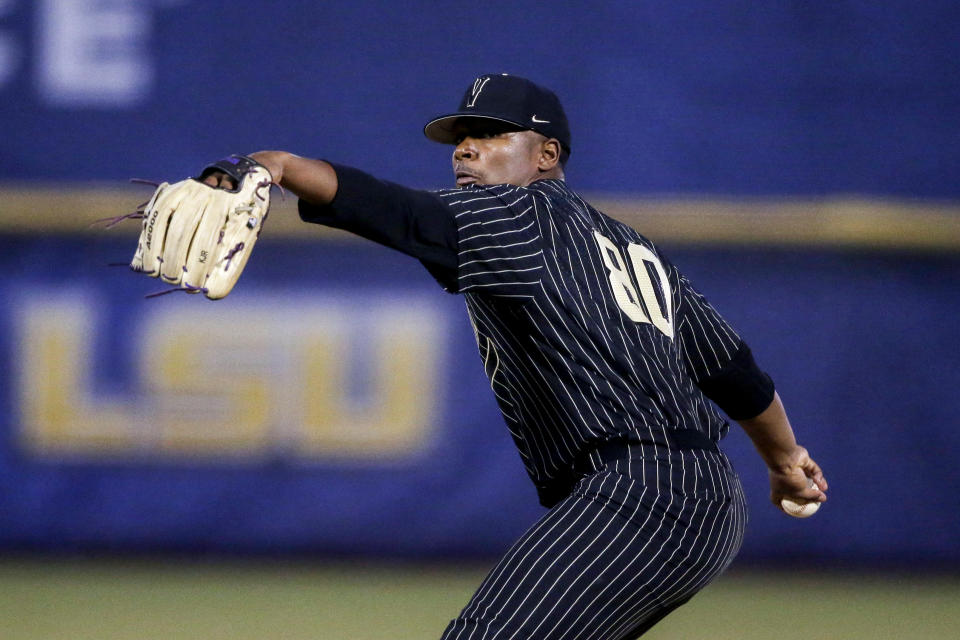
[3,185,960,251]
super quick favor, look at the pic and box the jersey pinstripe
[434,180,744,506]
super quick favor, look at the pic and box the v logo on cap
[466,77,491,108]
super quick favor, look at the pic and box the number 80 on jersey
[593,231,675,339]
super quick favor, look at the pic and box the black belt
[589,430,719,465]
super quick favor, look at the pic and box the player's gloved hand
[130,155,273,299]
[767,445,828,509]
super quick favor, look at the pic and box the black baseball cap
[424,74,571,153]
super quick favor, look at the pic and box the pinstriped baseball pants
[440,446,747,640]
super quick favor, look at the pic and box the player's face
[451,119,545,188]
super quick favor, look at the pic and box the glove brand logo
[199,249,208,264]
[144,208,160,250]
[466,76,490,108]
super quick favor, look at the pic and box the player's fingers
[799,454,828,494]
[813,472,828,493]
[200,171,237,190]
[789,475,826,503]
[769,466,824,506]
[799,476,826,502]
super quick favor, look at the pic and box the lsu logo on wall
[15,292,447,462]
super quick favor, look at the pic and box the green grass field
[1,558,957,639]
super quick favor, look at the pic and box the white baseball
[780,497,820,518]
[780,477,821,518]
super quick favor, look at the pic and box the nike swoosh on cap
[531,115,550,123]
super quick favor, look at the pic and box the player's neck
[524,166,564,186]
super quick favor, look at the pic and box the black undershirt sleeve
[297,163,459,289]
[695,342,776,420]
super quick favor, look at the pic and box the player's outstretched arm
[208,150,459,283]
[202,151,339,206]
[736,392,828,508]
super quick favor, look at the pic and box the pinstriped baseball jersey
[296,163,763,638]
[431,179,744,506]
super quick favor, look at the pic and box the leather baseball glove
[130,155,273,299]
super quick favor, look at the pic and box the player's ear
[537,138,562,171]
